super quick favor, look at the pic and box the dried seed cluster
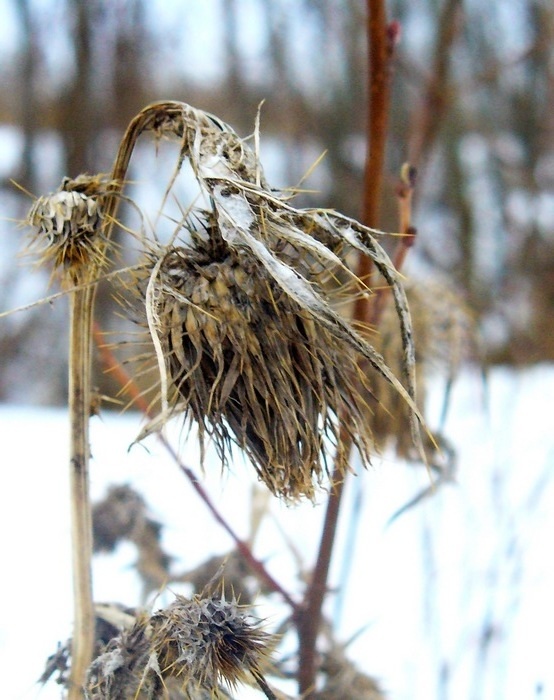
[27,174,110,280]
[85,615,156,699]
[151,234,374,499]
[151,594,272,692]
[84,595,274,699]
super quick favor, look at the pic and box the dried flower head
[85,595,275,699]
[27,175,111,280]
[41,603,138,694]
[92,485,173,601]
[145,229,378,500]
[121,101,424,499]
[150,594,274,694]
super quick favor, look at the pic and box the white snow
[1,367,553,699]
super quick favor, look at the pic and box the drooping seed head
[121,102,425,498]
[144,224,376,500]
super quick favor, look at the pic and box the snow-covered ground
[1,365,553,699]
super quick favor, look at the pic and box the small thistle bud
[150,594,274,694]
[27,175,107,278]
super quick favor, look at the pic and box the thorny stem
[296,2,397,695]
[67,287,95,699]
[93,326,298,612]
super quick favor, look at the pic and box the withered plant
[13,2,475,697]
[25,97,425,697]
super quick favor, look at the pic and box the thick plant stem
[67,286,95,699]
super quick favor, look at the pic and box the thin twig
[408,0,462,169]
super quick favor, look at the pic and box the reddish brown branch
[93,324,298,612]
[356,5,398,317]
[296,2,398,696]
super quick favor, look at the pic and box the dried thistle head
[85,612,158,700]
[41,603,139,695]
[27,174,112,282]
[150,593,274,695]
[83,596,274,699]
[92,485,173,601]
[144,226,377,500]
[120,101,424,500]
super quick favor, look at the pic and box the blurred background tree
[1,0,553,403]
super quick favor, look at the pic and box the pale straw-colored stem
[62,103,185,696]
[62,107,152,697]
[67,285,95,699]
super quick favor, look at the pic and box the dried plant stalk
[67,286,95,696]
[28,175,118,697]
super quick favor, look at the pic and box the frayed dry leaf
[370,278,478,468]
